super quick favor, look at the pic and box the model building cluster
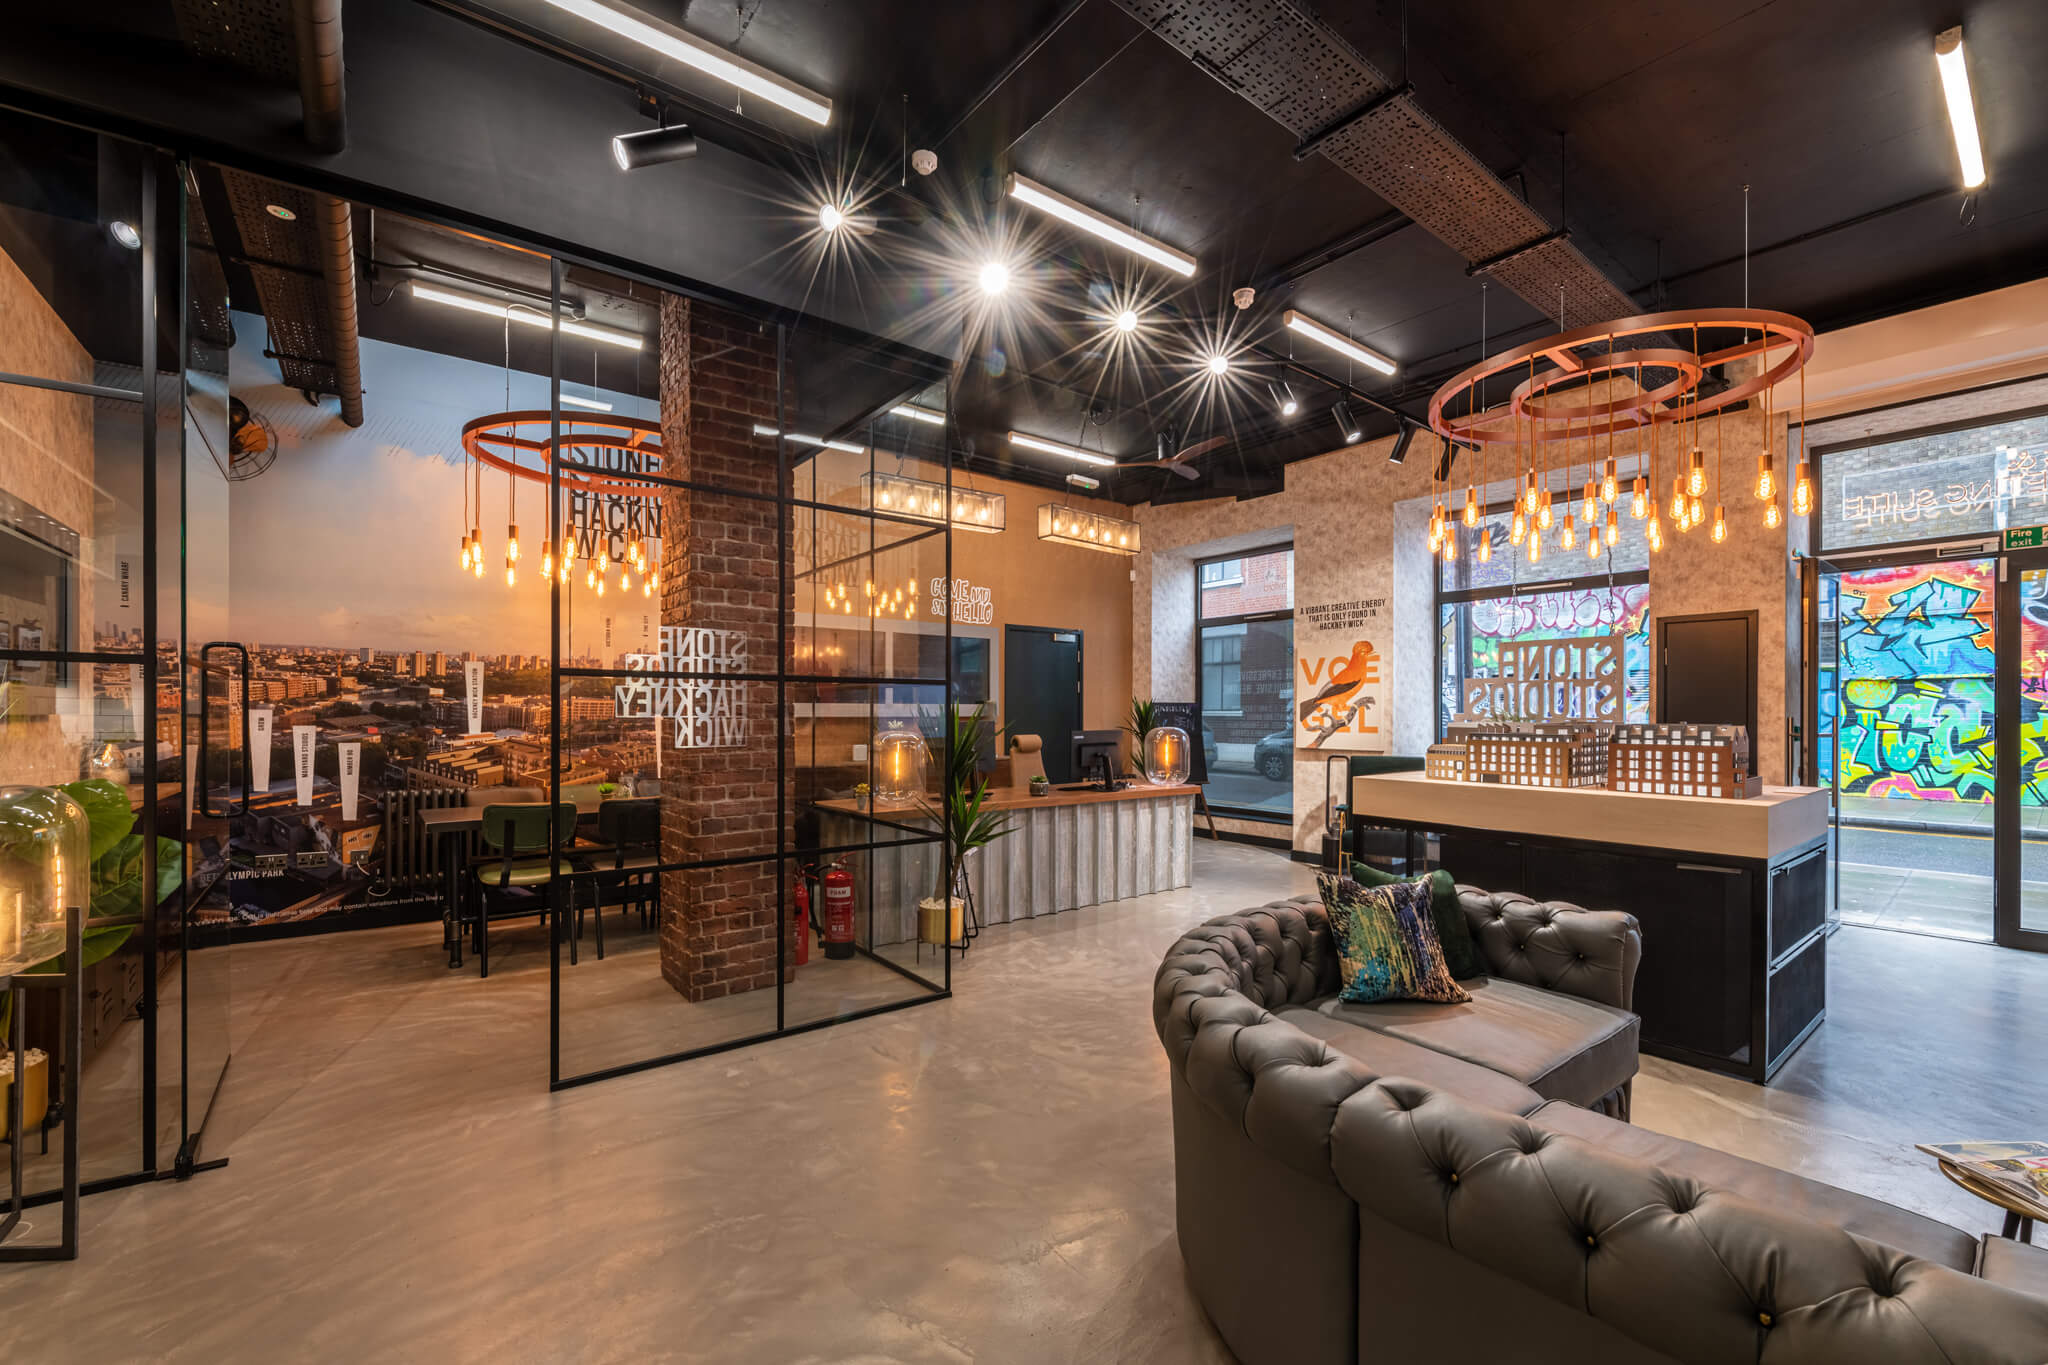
[1425,718,1759,799]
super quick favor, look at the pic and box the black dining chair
[466,801,580,978]
[569,798,661,962]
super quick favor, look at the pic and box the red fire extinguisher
[820,858,856,960]
[790,867,811,968]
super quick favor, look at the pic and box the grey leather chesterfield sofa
[1156,891,2048,1364]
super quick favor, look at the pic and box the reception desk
[815,783,1197,947]
[1350,772,1831,1083]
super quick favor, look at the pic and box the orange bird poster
[1295,596,1389,752]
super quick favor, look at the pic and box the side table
[1939,1158,2040,1246]
[1,904,81,1262]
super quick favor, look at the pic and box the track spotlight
[1114,308,1139,333]
[612,122,699,171]
[818,202,845,232]
[1333,402,1362,444]
[1205,353,1230,377]
[1269,383,1299,417]
[978,261,1010,296]
[108,220,141,250]
[1388,421,1417,465]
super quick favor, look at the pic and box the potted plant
[1028,774,1049,798]
[1127,697,1157,775]
[918,701,1013,948]
[853,782,871,812]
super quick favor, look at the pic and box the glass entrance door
[1995,552,2048,950]
[1821,557,1998,940]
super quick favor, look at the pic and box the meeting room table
[419,799,603,968]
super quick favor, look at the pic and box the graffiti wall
[1438,584,1651,733]
[1819,560,2046,806]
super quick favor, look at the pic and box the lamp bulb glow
[978,261,1010,296]
[818,203,844,232]
[1206,353,1230,376]
[1114,308,1138,333]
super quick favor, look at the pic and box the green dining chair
[467,801,580,978]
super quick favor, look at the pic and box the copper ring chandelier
[455,410,665,591]
[1427,308,1816,447]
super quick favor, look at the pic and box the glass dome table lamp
[1143,726,1191,786]
[873,729,930,805]
[0,784,89,972]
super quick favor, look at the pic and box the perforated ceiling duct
[1112,0,1638,329]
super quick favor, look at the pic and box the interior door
[1995,549,2048,951]
[1003,626,1082,783]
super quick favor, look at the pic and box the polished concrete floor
[4,842,2046,1361]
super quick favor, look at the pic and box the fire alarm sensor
[1232,286,1256,310]
[911,149,938,175]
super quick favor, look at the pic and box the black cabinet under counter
[1351,772,1831,1084]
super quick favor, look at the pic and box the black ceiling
[2,0,2046,504]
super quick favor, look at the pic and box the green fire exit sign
[2006,526,2046,549]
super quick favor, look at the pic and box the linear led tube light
[890,403,946,426]
[1007,430,1116,467]
[1005,174,1196,278]
[561,393,614,412]
[410,282,643,350]
[1282,309,1396,376]
[752,422,865,454]
[1935,27,1987,189]
[539,0,832,126]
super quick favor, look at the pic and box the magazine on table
[1918,1141,2048,1216]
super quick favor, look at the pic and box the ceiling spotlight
[107,220,141,250]
[1114,308,1139,333]
[1005,173,1197,278]
[612,123,699,171]
[1269,382,1298,417]
[1283,309,1397,376]
[1205,353,1230,377]
[1388,421,1418,465]
[818,202,845,232]
[911,149,939,175]
[1935,27,1986,189]
[541,0,832,126]
[1333,402,1362,444]
[978,261,1011,296]
[1008,430,1115,467]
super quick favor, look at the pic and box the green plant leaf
[60,779,136,862]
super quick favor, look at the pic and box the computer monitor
[1070,729,1125,790]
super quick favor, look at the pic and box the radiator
[380,788,469,892]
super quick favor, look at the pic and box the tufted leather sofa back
[1155,897,2048,1362]
[1461,887,1642,1011]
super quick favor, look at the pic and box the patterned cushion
[1316,872,1471,1006]
[1348,865,1483,980]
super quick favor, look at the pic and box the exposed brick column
[656,295,793,1002]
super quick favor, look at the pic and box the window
[1197,546,1294,819]
[1435,501,1648,737]
[1818,411,2048,553]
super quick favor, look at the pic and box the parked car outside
[1253,729,1293,782]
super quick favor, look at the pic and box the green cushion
[1351,864,1484,980]
[473,857,580,887]
[1315,872,1470,1005]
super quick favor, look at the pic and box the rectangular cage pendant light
[860,471,1005,533]
[1037,502,1140,555]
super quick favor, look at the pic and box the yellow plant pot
[917,896,965,946]
[0,1049,50,1139]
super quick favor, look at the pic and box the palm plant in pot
[1127,697,1157,779]
[918,701,1013,949]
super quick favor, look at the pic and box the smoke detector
[1232,286,1256,310]
[911,149,938,175]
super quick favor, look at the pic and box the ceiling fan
[1133,429,1229,481]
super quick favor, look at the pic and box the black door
[1658,611,1760,774]
[1004,626,1082,783]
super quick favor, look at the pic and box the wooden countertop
[1351,770,1828,862]
[815,783,1199,817]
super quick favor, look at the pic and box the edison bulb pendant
[1528,529,1544,564]
[1560,519,1576,551]
[1764,499,1782,530]
[1630,476,1648,519]
[1602,458,1618,504]
[1510,509,1527,546]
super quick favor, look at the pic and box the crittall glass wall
[1196,545,1294,818]
[0,89,958,1235]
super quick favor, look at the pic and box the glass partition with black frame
[1435,502,1650,736]
[543,264,953,1087]
[0,109,213,1205]
[1196,546,1294,818]
[1810,408,2048,951]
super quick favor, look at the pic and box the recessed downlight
[978,262,1011,296]
[1114,308,1139,333]
[1205,353,1230,377]
[265,203,297,221]
[107,220,141,250]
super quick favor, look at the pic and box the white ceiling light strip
[1934,27,1987,189]
[1006,174,1197,278]
[1282,309,1396,376]
[753,423,865,454]
[540,0,832,126]
[889,403,946,426]
[410,282,643,350]
[1007,430,1116,467]
[561,393,614,411]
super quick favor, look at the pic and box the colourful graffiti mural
[1820,560,2048,806]
[1440,584,1651,731]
